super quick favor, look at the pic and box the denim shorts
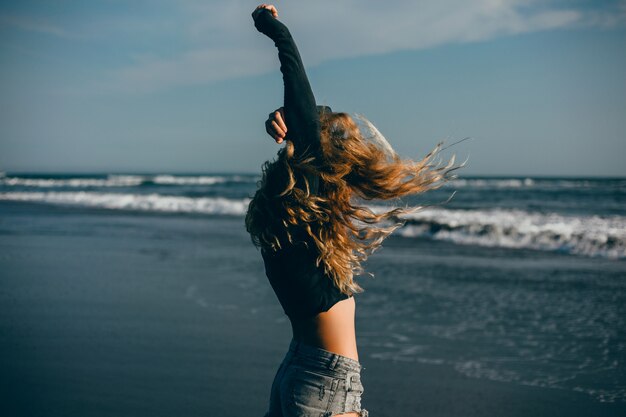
[263,339,368,417]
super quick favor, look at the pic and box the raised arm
[252,5,321,157]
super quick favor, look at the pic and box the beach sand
[0,208,623,416]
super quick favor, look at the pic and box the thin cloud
[0,14,74,39]
[81,0,626,93]
[96,46,277,94]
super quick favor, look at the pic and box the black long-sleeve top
[253,9,350,319]
[254,9,326,157]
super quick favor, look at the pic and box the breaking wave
[398,207,626,259]
[151,175,252,185]
[447,177,626,189]
[449,178,536,188]
[0,174,257,188]
[3,174,622,191]
[0,191,249,216]
[0,175,145,187]
[1,190,624,259]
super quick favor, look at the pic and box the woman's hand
[265,107,288,144]
[252,4,278,22]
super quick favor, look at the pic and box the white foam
[398,207,626,259]
[0,175,145,187]
[152,175,227,185]
[0,174,256,188]
[151,174,256,185]
[448,178,626,189]
[0,191,249,215]
[2,190,624,258]
[449,178,535,188]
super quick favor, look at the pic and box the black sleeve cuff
[254,8,289,39]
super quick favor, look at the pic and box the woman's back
[291,296,359,361]
[260,235,358,359]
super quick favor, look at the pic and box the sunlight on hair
[246,113,463,295]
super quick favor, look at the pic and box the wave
[398,207,626,259]
[151,175,252,185]
[0,174,257,188]
[0,191,249,216]
[447,178,626,189]
[448,178,536,188]
[3,174,622,191]
[1,191,624,258]
[0,175,145,187]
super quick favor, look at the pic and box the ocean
[1,172,624,416]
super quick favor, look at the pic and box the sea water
[1,172,624,407]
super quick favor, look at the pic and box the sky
[1,0,625,176]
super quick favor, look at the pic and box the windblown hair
[246,112,459,295]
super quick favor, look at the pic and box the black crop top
[254,9,351,319]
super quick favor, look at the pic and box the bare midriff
[290,296,359,362]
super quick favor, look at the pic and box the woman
[247,4,457,417]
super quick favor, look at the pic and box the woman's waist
[289,297,359,361]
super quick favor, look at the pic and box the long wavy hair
[246,111,459,295]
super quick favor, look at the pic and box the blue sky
[1,0,625,176]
